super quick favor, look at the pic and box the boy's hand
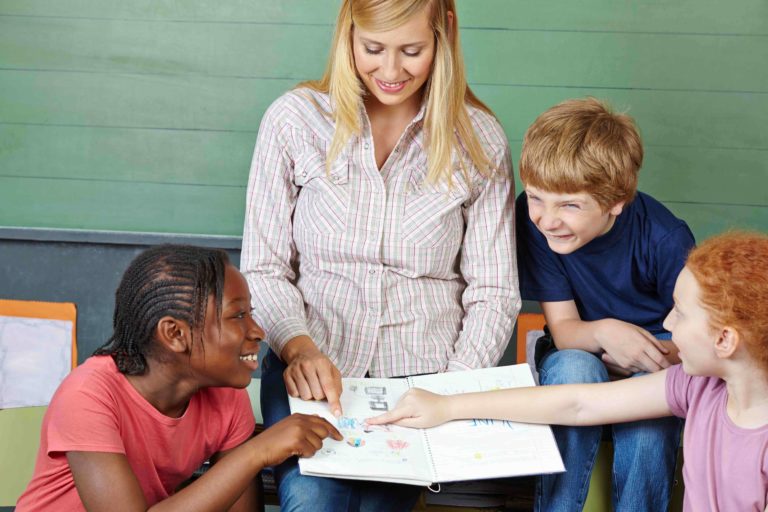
[255,413,342,467]
[281,336,343,417]
[365,388,450,429]
[595,319,671,374]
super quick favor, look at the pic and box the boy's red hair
[686,231,768,373]
[519,97,642,211]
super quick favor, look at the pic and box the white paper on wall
[0,315,73,409]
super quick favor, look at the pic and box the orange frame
[515,312,546,364]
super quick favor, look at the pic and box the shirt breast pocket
[293,151,350,235]
[401,165,468,249]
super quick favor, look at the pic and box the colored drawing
[386,438,410,455]
[336,416,392,433]
[386,439,409,451]
[347,437,365,447]
[338,416,358,429]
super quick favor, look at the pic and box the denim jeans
[535,346,681,512]
[260,349,423,512]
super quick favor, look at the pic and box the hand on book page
[281,335,343,417]
[365,388,451,429]
[255,413,342,465]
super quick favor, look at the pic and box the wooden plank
[1,176,766,239]
[666,202,768,241]
[2,126,764,208]
[640,147,768,206]
[1,0,765,34]
[1,17,764,92]
[1,180,766,242]
[473,85,768,150]
[0,70,288,132]
[0,1,340,25]
[0,177,247,235]
[0,125,254,186]
[2,71,766,150]
[508,142,768,206]
[461,30,767,92]
[0,17,329,81]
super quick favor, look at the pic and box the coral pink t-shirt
[16,356,255,511]
[666,364,768,511]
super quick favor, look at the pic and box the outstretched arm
[368,369,671,429]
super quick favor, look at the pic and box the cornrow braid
[94,244,229,375]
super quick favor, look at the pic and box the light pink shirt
[666,364,768,511]
[241,88,520,377]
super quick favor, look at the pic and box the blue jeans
[260,349,423,512]
[535,347,681,512]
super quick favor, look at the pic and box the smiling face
[352,4,435,115]
[192,265,264,389]
[524,185,624,255]
[663,267,720,376]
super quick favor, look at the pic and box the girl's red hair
[686,231,768,373]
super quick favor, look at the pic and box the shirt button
[368,269,376,274]
[364,143,370,150]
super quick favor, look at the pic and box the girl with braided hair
[16,244,341,511]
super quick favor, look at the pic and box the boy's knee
[539,349,608,385]
[614,417,682,455]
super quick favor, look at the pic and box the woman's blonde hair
[299,0,497,185]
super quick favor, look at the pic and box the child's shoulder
[632,192,686,226]
[629,192,695,245]
[62,355,119,387]
[47,356,122,410]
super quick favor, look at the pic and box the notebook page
[412,365,565,482]
[289,377,433,484]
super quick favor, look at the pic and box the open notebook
[288,364,564,486]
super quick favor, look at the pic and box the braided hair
[94,244,230,375]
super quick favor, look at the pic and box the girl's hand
[254,413,342,467]
[365,388,451,429]
[281,336,343,417]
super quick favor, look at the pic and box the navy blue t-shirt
[515,191,695,335]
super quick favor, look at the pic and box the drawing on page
[347,384,391,411]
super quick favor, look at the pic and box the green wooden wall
[1,0,766,240]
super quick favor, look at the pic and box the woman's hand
[365,388,452,429]
[281,336,343,417]
[253,413,342,467]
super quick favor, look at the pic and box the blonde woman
[241,1,520,509]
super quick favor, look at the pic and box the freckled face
[352,5,435,114]
[663,267,719,375]
[192,265,264,389]
[524,185,624,255]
